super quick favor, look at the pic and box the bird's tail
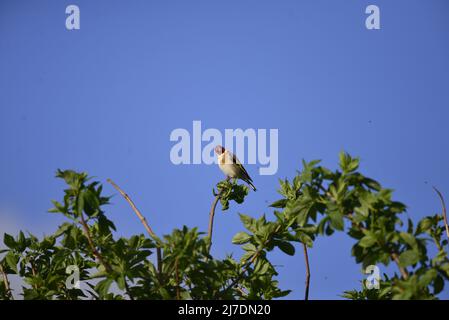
[247,181,257,191]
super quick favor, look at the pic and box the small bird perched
[214,145,256,191]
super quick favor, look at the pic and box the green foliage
[215,179,249,211]
[264,152,448,299]
[342,278,392,300]
[1,152,448,300]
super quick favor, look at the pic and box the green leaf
[297,232,314,248]
[416,218,433,234]
[276,241,295,256]
[433,275,444,295]
[295,208,308,227]
[329,212,344,231]
[398,250,419,267]
[82,189,100,216]
[399,232,418,250]
[419,269,437,288]
[242,243,257,253]
[96,278,113,297]
[3,233,16,249]
[269,199,288,208]
[56,169,87,188]
[180,291,192,300]
[239,214,256,233]
[339,152,359,173]
[116,275,126,291]
[18,231,26,249]
[254,259,270,275]
[76,192,85,217]
[339,152,348,168]
[5,252,19,273]
[159,287,171,299]
[232,232,252,245]
[363,178,381,191]
[49,200,66,214]
[54,223,72,237]
[358,235,377,248]
[406,219,414,234]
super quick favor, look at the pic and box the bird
[214,145,256,191]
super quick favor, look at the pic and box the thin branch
[79,213,112,273]
[29,258,39,290]
[235,286,248,298]
[433,186,449,240]
[0,263,13,300]
[207,177,230,253]
[107,179,156,236]
[207,194,221,253]
[390,252,408,279]
[107,179,162,275]
[302,243,311,300]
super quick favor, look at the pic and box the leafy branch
[0,152,448,300]
[78,211,112,273]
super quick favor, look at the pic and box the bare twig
[107,179,156,236]
[207,194,221,253]
[0,263,13,300]
[390,252,408,279]
[433,187,449,240]
[107,179,162,275]
[235,286,248,297]
[79,213,112,273]
[302,243,311,300]
[207,177,231,253]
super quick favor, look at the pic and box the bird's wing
[231,152,253,183]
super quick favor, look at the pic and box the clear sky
[1,0,449,299]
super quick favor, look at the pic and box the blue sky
[1,0,449,299]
